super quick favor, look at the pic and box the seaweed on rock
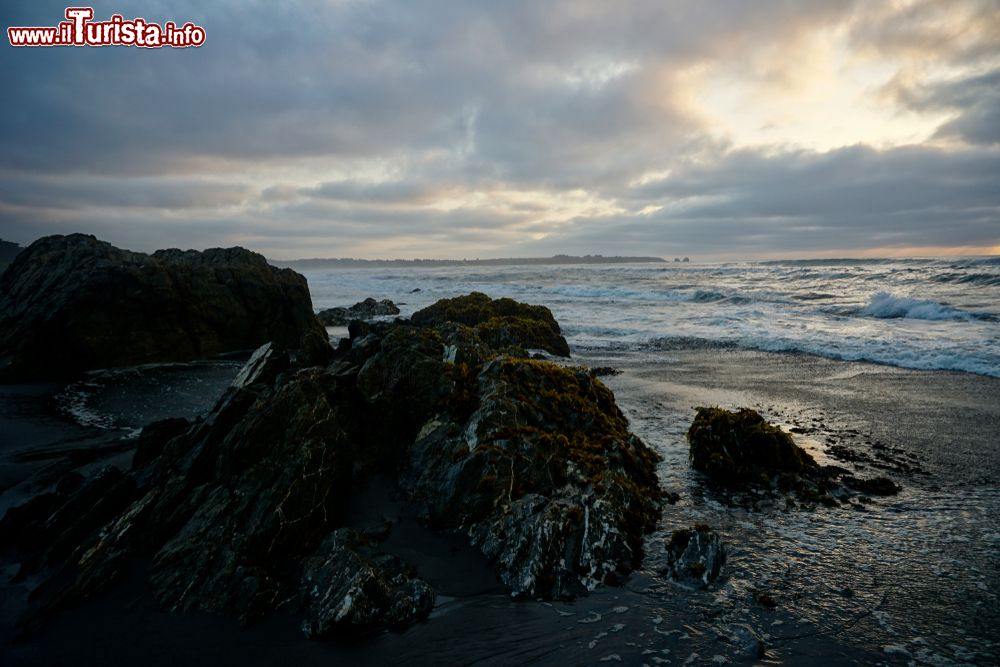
[2,293,662,638]
[686,407,901,505]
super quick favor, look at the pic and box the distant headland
[271,254,668,269]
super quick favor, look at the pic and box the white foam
[861,291,979,321]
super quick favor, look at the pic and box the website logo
[8,7,206,48]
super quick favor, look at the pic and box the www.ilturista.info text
[8,7,205,48]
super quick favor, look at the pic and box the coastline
[3,343,996,664]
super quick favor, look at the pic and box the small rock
[317,298,400,326]
[665,525,726,588]
[841,475,900,496]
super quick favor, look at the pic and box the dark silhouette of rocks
[317,297,400,326]
[0,234,326,381]
[686,407,900,505]
[410,291,570,357]
[3,294,663,638]
[687,407,817,486]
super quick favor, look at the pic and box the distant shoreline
[271,254,670,269]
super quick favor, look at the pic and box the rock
[6,466,137,579]
[230,341,289,389]
[590,367,622,377]
[5,293,661,636]
[300,528,434,637]
[687,407,817,487]
[317,298,400,326]
[686,408,902,504]
[725,623,766,660]
[665,525,726,588]
[841,475,900,496]
[0,234,326,381]
[410,292,570,357]
[403,357,662,598]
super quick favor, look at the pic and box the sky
[1,0,998,260]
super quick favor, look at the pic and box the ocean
[303,256,1000,378]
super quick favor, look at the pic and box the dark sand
[2,347,998,665]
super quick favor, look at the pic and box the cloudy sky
[1,0,998,260]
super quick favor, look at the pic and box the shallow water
[589,348,1000,666]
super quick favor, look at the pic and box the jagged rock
[665,525,726,588]
[3,294,662,636]
[410,292,570,357]
[317,298,400,326]
[0,234,325,381]
[403,357,662,598]
[7,466,137,580]
[687,407,817,487]
[300,528,434,637]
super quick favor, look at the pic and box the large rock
[686,407,901,504]
[687,407,817,487]
[411,291,570,357]
[404,357,662,598]
[4,294,662,637]
[0,234,326,381]
[317,298,400,326]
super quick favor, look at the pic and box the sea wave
[859,292,993,321]
[930,271,1000,287]
[633,335,1000,378]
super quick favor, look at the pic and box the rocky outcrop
[687,407,901,504]
[410,292,570,357]
[4,294,662,638]
[688,407,817,487]
[0,234,326,381]
[317,298,400,326]
[300,529,435,637]
[403,358,662,597]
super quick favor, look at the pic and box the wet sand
[2,347,998,665]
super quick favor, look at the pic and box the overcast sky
[1,0,998,260]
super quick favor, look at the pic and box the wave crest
[860,292,989,321]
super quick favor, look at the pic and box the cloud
[0,0,997,258]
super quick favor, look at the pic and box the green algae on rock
[686,407,902,506]
[687,407,817,487]
[410,291,571,357]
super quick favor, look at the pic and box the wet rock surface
[317,298,400,326]
[0,234,326,381]
[688,407,818,486]
[410,291,571,357]
[300,528,435,637]
[403,357,662,598]
[664,525,727,589]
[687,407,901,506]
[1,294,662,638]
